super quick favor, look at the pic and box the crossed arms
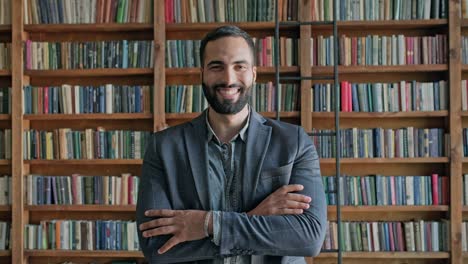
[136,128,327,263]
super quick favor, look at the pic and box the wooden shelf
[0,70,11,76]
[316,252,449,259]
[0,205,11,212]
[166,111,300,120]
[24,159,142,165]
[166,20,447,34]
[25,250,143,258]
[24,113,153,120]
[25,68,153,77]
[313,111,448,119]
[328,205,449,213]
[0,114,11,120]
[24,23,153,33]
[167,21,279,32]
[312,65,448,76]
[6,0,463,262]
[320,157,449,164]
[27,205,135,212]
[461,19,468,28]
[462,65,468,72]
[0,160,11,165]
[166,21,299,39]
[328,205,449,221]
[334,19,447,30]
[0,25,11,33]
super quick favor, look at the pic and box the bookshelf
[0,2,11,264]
[0,0,465,264]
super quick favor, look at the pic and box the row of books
[463,174,468,206]
[462,221,468,251]
[165,85,207,114]
[0,130,11,160]
[18,0,449,25]
[250,83,299,112]
[311,127,447,158]
[25,220,140,251]
[23,85,152,114]
[164,0,278,23]
[322,220,449,252]
[0,87,10,114]
[313,0,447,21]
[254,37,298,67]
[165,83,300,114]
[0,175,10,205]
[166,37,298,68]
[0,43,10,70]
[13,78,468,115]
[0,0,10,25]
[323,174,449,206]
[24,40,154,70]
[24,0,153,24]
[165,40,201,68]
[0,222,9,250]
[13,33,461,70]
[463,0,468,19]
[460,80,468,111]
[313,80,448,112]
[23,129,151,160]
[462,129,468,157]
[27,174,139,206]
[313,34,447,66]
[462,37,468,64]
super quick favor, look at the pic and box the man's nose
[222,68,236,86]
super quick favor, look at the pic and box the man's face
[201,36,257,114]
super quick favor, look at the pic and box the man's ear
[252,66,257,83]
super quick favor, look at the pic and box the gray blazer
[136,110,327,264]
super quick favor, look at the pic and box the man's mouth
[216,88,240,99]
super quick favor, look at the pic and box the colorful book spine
[24,0,153,24]
[322,220,449,252]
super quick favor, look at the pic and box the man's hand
[139,209,207,254]
[247,184,311,216]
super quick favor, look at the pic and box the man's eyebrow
[206,60,224,66]
[233,60,249,64]
[206,60,250,67]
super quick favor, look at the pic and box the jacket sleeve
[136,134,220,263]
[218,127,327,257]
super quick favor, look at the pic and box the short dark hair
[199,25,255,66]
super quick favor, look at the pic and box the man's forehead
[204,37,253,62]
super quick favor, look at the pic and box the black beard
[202,82,251,114]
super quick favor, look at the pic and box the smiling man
[136,25,327,264]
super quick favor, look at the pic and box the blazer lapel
[184,111,210,210]
[243,110,271,210]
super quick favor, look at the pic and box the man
[137,25,327,263]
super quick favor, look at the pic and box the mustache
[212,83,244,89]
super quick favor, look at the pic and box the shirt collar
[206,106,250,144]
